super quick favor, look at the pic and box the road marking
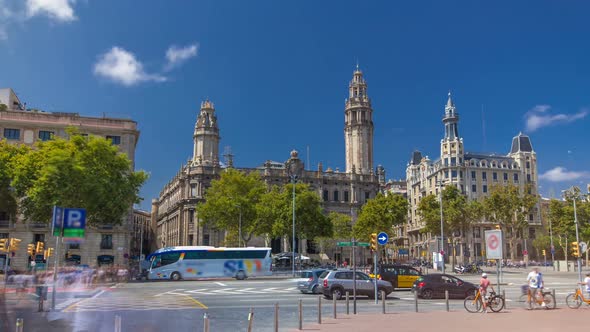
[184,295,208,309]
[63,290,105,312]
[154,289,186,297]
[214,282,226,287]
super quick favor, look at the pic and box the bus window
[152,252,181,267]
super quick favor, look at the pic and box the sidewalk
[293,308,588,332]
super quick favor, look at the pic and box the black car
[412,273,477,299]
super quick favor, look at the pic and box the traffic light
[9,238,21,251]
[370,233,377,252]
[572,242,580,257]
[35,241,44,254]
[495,225,501,230]
[27,244,35,256]
[0,238,7,252]
[44,248,54,260]
[542,249,546,256]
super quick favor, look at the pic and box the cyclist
[479,273,494,313]
[578,272,590,298]
[527,267,545,307]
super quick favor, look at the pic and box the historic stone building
[404,93,541,262]
[152,68,386,259]
[0,88,140,270]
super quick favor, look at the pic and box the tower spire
[442,91,459,141]
[344,67,373,175]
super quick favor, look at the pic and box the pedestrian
[527,267,545,307]
[479,273,495,313]
[579,272,590,297]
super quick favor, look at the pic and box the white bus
[147,246,272,281]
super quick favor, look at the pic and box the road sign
[523,249,528,256]
[336,242,370,247]
[357,242,370,247]
[54,207,87,242]
[398,248,409,255]
[580,242,588,252]
[484,230,503,259]
[337,242,353,247]
[377,232,389,245]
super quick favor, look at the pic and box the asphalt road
[1,267,585,332]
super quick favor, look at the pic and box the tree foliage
[0,140,29,219]
[196,168,267,246]
[482,184,537,260]
[315,212,352,254]
[546,188,590,259]
[6,131,148,225]
[353,193,408,239]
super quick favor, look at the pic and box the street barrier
[414,290,419,312]
[317,296,322,324]
[274,303,279,332]
[298,299,303,330]
[445,290,449,312]
[114,315,121,332]
[247,308,254,332]
[203,312,210,332]
[333,295,337,319]
[381,290,386,314]
[502,290,506,309]
[346,291,350,314]
[16,318,23,332]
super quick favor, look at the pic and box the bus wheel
[235,271,246,280]
[171,272,181,281]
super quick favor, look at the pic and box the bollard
[318,296,322,324]
[552,289,556,308]
[247,308,254,332]
[502,290,506,310]
[333,295,337,319]
[414,290,418,312]
[274,303,279,332]
[445,290,449,312]
[298,299,303,330]
[345,291,350,315]
[203,312,210,332]
[16,318,24,332]
[114,315,121,332]
[381,290,386,314]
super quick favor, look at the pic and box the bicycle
[566,287,590,308]
[522,286,555,309]
[464,290,505,313]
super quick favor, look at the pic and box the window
[482,172,487,180]
[451,170,457,178]
[188,209,194,224]
[493,172,498,181]
[451,157,456,166]
[513,173,519,182]
[106,135,121,145]
[344,191,349,203]
[473,227,481,238]
[483,185,488,193]
[365,191,370,201]
[38,130,54,141]
[335,272,353,279]
[323,190,329,201]
[471,184,477,192]
[0,211,8,221]
[333,190,339,202]
[471,171,476,179]
[69,243,80,249]
[529,228,536,239]
[526,161,530,169]
[503,173,508,181]
[0,233,8,239]
[188,235,194,245]
[527,174,531,182]
[529,214,534,221]
[100,234,113,249]
[190,184,197,197]
[3,128,20,140]
[33,234,45,243]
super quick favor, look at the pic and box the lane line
[63,289,105,312]
[214,282,227,287]
[184,295,208,309]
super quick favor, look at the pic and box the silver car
[296,269,327,294]
[317,269,393,300]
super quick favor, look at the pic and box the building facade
[152,68,385,259]
[405,93,541,262]
[0,88,140,271]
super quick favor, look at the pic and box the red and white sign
[484,230,503,259]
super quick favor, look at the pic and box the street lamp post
[437,181,445,274]
[563,187,583,282]
[549,213,555,270]
[290,175,298,277]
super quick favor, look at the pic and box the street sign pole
[51,206,64,311]
[374,250,378,304]
[351,238,356,314]
[2,240,11,292]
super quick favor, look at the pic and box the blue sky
[1,1,589,209]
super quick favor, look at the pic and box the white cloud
[539,167,590,182]
[525,105,588,132]
[93,47,166,86]
[165,43,198,70]
[26,0,77,22]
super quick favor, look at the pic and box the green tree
[0,103,7,111]
[532,234,551,260]
[0,140,29,220]
[257,183,332,251]
[483,184,537,260]
[9,131,148,225]
[353,193,408,240]
[315,212,351,255]
[196,168,267,246]
[551,188,590,262]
